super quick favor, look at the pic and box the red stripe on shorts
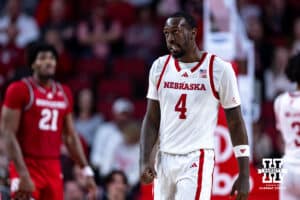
[195,149,205,200]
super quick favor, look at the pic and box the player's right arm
[140,58,162,184]
[140,99,160,184]
[0,82,35,197]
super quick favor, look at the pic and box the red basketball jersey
[3,77,73,158]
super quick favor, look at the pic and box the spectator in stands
[105,0,135,28]
[64,180,85,200]
[264,46,296,101]
[44,28,73,80]
[239,0,262,25]
[22,0,39,16]
[113,121,140,187]
[91,98,134,178]
[0,0,39,48]
[291,17,300,55]
[262,0,291,39]
[35,0,74,28]
[126,0,152,8]
[246,16,273,78]
[0,0,6,14]
[125,6,160,63]
[156,0,180,17]
[72,165,103,199]
[40,0,75,46]
[74,88,103,146]
[101,170,129,200]
[0,22,25,89]
[0,136,9,199]
[76,2,123,59]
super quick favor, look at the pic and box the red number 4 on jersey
[175,94,187,119]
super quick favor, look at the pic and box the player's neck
[177,45,202,63]
[32,74,52,87]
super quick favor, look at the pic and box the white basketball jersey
[147,53,241,154]
[274,91,300,165]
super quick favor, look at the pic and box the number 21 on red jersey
[39,108,59,131]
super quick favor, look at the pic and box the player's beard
[172,49,185,58]
[39,73,55,81]
[169,44,186,58]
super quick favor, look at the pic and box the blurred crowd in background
[0,0,299,199]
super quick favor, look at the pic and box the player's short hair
[285,53,300,84]
[169,11,197,29]
[27,42,58,66]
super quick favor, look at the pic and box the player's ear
[191,27,197,40]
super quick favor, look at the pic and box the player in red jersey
[0,43,97,200]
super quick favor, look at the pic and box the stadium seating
[112,57,146,81]
[97,78,133,101]
[75,57,106,77]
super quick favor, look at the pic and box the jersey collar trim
[174,52,207,73]
[29,77,57,94]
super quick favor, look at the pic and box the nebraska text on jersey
[36,99,67,109]
[164,81,206,91]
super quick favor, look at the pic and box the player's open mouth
[169,45,180,53]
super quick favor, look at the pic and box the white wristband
[82,166,94,177]
[233,145,250,157]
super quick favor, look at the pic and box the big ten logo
[213,125,253,195]
[258,158,287,183]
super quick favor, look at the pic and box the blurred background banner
[204,0,277,198]
[212,109,278,199]
[204,0,237,61]
[204,0,255,155]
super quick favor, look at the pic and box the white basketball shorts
[154,149,215,200]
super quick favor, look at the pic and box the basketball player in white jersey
[274,53,300,200]
[140,12,249,200]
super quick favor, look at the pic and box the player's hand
[230,174,249,200]
[85,176,97,200]
[140,162,156,184]
[14,175,35,200]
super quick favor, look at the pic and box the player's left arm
[63,113,97,199]
[216,58,249,200]
[62,113,89,168]
[225,106,249,199]
[61,85,90,168]
[62,86,97,199]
